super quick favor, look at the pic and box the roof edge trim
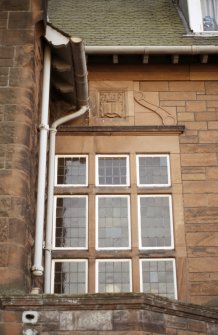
[85,45,218,55]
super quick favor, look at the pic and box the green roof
[48,0,218,46]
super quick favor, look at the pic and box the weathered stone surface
[0,12,8,29]
[0,294,218,335]
[0,170,30,197]
[190,282,218,295]
[205,81,218,94]
[199,130,218,143]
[195,111,217,121]
[181,144,218,154]
[0,0,30,10]
[178,112,194,122]
[160,92,196,101]
[113,310,140,331]
[183,181,218,194]
[165,315,187,329]
[186,100,206,112]
[14,45,34,67]
[183,121,208,130]
[0,217,9,242]
[3,30,34,46]
[180,130,198,144]
[0,244,8,266]
[207,323,218,335]
[189,257,218,272]
[138,310,165,333]
[188,246,218,257]
[4,104,34,124]
[185,207,218,224]
[0,123,31,146]
[0,68,9,86]
[0,196,27,219]
[59,311,113,331]
[9,67,34,89]
[169,81,205,92]
[5,145,31,174]
[8,12,33,29]
[140,81,169,91]
[186,232,218,247]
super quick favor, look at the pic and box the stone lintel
[58,125,185,136]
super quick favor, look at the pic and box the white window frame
[187,0,204,32]
[51,259,88,294]
[95,154,130,187]
[55,155,88,186]
[53,195,88,250]
[96,195,131,250]
[139,258,178,299]
[136,154,171,187]
[137,195,174,250]
[95,259,132,293]
[187,0,218,33]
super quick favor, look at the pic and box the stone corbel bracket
[134,91,176,125]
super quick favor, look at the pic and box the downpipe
[44,105,88,293]
[32,46,51,277]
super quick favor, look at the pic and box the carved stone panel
[98,91,126,118]
[134,91,176,126]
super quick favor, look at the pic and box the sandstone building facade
[0,0,218,334]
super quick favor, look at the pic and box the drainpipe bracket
[32,265,44,277]
[39,123,50,131]
[49,127,57,133]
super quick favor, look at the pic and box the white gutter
[85,45,218,55]
[32,45,51,276]
[44,105,88,293]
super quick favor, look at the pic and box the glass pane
[97,156,128,185]
[97,260,131,293]
[53,261,87,294]
[55,197,87,248]
[97,196,130,249]
[141,259,176,299]
[139,196,173,249]
[57,156,87,185]
[201,0,218,31]
[138,155,169,186]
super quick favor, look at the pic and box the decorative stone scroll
[134,91,176,125]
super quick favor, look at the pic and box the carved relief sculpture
[134,91,176,125]
[99,91,126,118]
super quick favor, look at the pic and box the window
[138,195,174,250]
[51,139,180,299]
[53,196,88,249]
[136,154,170,187]
[140,259,177,299]
[51,259,88,294]
[201,0,218,31]
[55,155,88,186]
[96,259,132,293]
[187,0,218,32]
[96,195,131,250]
[96,155,129,186]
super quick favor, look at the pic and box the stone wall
[0,294,218,335]
[86,64,218,305]
[0,0,45,293]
